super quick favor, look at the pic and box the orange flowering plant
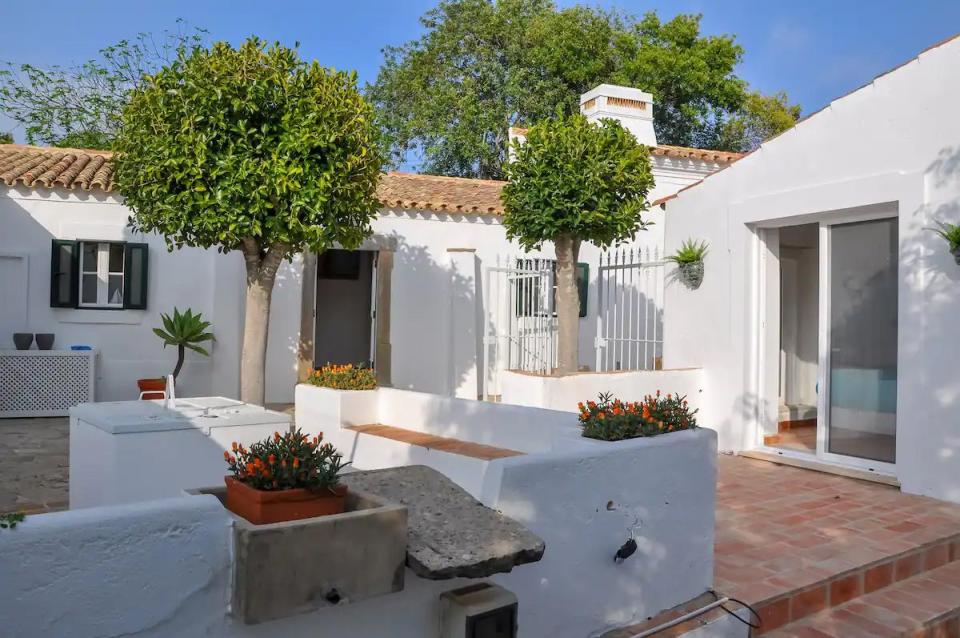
[224,428,346,492]
[578,391,698,441]
[307,363,377,390]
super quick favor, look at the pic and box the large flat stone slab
[342,465,545,580]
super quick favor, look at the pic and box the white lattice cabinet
[0,350,96,418]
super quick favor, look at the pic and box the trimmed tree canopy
[113,37,383,405]
[113,37,383,256]
[501,113,654,250]
[502,113,654,374]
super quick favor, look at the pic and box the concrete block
[192,487,407,624]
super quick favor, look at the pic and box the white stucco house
[658,34,960,502]
[0,84,739,407]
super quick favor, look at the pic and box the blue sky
[1,0,958,144]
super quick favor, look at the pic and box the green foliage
[0,21,206,149]
[929,220,960,252]
[501,113,653,250]
[153,307,214,356]
[0,512,25,529]
[225,428,347,492]
[666,239,708,265]
[307,364,377,391]
[0,132,12,144]
[367,1,799,177]
[113,37,383,256]
[579,391,698,441]
[152,307,214,380]
[716,91,801,152]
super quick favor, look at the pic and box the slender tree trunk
[554,233,581,375]
[240,239,288,405]
[172,344,185,381]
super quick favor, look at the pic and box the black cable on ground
[707,589,762,629]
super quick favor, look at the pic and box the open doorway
[766,223,819,453]
[758,212,898,470]
[313,249,376,368]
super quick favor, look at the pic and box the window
[50,240,148,309]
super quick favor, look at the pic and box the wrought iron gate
[595,247,665,372]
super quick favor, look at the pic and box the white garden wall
[38,397,715,638]
[499,368,705,415]
[660,36,960,501]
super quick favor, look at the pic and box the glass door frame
[815,214,898,473]
[751,208,898,476]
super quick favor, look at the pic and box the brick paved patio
[0,417,69,514]
[716,454,960,635]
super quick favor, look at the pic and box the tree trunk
[554,233,581,375]
[240,239,288,406]
[172,344,185,381]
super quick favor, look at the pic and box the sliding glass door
[822,218,898,465]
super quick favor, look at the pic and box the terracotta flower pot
[137,378,166,400]
[224,476,347,525]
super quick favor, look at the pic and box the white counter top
[70,396,292,434]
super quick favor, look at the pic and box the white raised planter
[499,367,706,414]
[70,397,291,509]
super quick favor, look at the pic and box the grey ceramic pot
[13,333,33,350]
[36,333,55,350]
[678,261,705,290]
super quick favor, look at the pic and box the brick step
[765,560,960,637]
[344,424,524,461]
[751,536,960,635]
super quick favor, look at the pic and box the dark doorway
[314,250,375,368]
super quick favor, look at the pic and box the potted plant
[929,220,960,265]
[224,428,348,524]
[666,239,708,289]
[137,307,214,399]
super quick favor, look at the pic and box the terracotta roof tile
[377,171,504,214]
[0,145,115,192]
[508,128,743,164]
[0,144,506,214]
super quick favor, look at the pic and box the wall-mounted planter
[678,261,705,289]
[188,485,407,624]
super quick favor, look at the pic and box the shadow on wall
[898,144,960,500]
[379,232,478,397]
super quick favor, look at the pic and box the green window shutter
[123,243,149,309]
[50,239,78,308]
[576,262,589,318]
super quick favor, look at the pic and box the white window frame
[78,241,124,309]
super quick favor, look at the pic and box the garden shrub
[307,363,377,390]
[579,391,698,441]
[224,428,346,492]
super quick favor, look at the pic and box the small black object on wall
[614,538,638,563]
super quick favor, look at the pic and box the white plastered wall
[661,36,960,502]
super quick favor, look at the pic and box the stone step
[764,560,960,637]
[344,424,524,461]
[749,535,960,635]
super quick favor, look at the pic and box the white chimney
[580,84,657,147]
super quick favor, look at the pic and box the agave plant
[153,307,214,381]
[667,239,709,289]
[665,239,709,265]
[929,220,960,264]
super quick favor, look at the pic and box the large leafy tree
[368,0,799,178]
[114,38,383,404]
[502,114,654,373]
[0,22,206,149]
